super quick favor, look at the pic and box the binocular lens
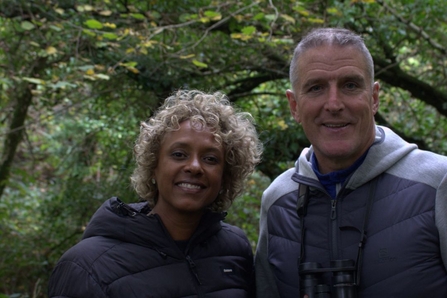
[299,260,357,298]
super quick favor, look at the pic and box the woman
[48,90,262,298]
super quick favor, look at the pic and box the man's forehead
[297,46,369,79]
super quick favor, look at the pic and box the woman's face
[153,120,225,218]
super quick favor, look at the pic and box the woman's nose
[184,156,203,174]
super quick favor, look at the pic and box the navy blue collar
[311,150,368,199]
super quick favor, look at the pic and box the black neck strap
[355,178,377,285]
[296,183,309,262]
[296,178,378,287]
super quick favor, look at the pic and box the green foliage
[0,0,447,296]
[226,171,271,250]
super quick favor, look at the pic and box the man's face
[286,44,380,174]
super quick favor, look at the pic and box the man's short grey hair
[289,27,375,91]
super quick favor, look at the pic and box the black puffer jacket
[49,197,255,298]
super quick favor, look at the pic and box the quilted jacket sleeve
[48,260,107,298]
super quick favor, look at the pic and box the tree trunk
[0,84,33,199]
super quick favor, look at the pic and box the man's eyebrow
[301,78,323,90]
[340,74,365,82]
[300,74,366,89]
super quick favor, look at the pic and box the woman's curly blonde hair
[130,89,263,212]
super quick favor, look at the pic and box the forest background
[0,0,446,297]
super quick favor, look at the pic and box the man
[255,27,447,297]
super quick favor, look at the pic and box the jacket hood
[82,197,225,256]
[296,125,419,189]
[348,126,418,188]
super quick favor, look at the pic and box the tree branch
[374,56,447,117]
[376,0,446,56]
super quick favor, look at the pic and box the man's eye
[345,82,358,90]
[308,85,323,92]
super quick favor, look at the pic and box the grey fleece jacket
[255,125,447,297]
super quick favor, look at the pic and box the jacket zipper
[116,201,209,296]
[186,255,202,285]
[117,200,137,217]
[331,199,338,258]
[185,255,205,297]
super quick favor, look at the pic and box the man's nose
[324,86,344,112]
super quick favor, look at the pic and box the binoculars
[299,259,357,298]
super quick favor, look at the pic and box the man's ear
[286,90,301,123]
[372,82,380,114]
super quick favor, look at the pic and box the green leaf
[95,42,109,48]
[78,65,95,71]
[82,29,96,37]
[253,13,265,20]
[264,14,277,21]
[192,59,208,68]
[308,17,324,24]
[241,26,256,35]
[50,25,63,32]
[121,61,138,67]
[22,77,44,85]
[50,81,77,89]
[326,7,341,15]
[131,13,145,20]
[102,33,118,40]
[84,19,103,29]
[204,11,221,20]
[281,14,296,24]
[180,13,197,22]
[149,11,161,19]
[94,74,110,80]
[204,11,219,18]
[21,21,35,31]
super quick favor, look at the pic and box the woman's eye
[171,152,185,158]
[204,156,219,163]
